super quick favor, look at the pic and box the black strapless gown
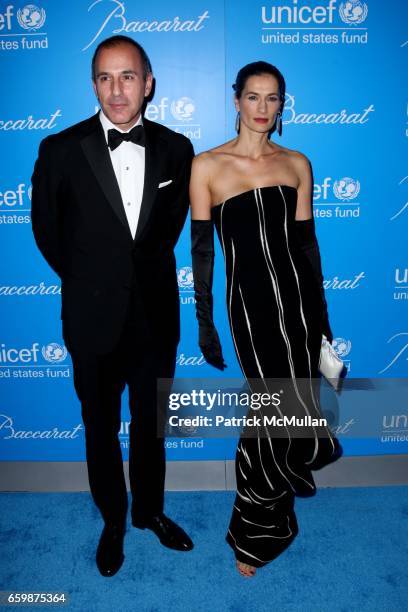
[212,185,339,567]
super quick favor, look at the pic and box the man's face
[93,43,152,130]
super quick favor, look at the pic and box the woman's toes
[236,561,256,577]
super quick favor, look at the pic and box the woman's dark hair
[91,35,152,81]
[232,61,286,107]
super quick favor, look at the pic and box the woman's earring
[275,111,282,136]
[235,111,240,133]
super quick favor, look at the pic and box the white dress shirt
[99,111,145,239]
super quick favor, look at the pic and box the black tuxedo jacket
[31,113,194,354]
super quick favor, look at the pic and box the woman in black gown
[190,62,341,577]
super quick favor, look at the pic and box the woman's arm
[189,154,213,220]
[190,154,226,370]
[293,152,313,221]
[292,153,333,343]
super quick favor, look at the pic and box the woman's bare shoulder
[194,139,237,164]
[276,147,312,189]
[280,146,311,168]
[191,151,213,180]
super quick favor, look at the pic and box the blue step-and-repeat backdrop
[0,1,407,463]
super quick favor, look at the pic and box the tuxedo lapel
[134,121,166,242]
[80,120,132,239]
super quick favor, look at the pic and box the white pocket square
[158,180,172,188]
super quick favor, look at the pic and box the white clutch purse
[319,335,344,390]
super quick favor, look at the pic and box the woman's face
[235,73,281,134]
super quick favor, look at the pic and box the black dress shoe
[132,514,193,551]
[96,524,125,577]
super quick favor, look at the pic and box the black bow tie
[107,125,145,151]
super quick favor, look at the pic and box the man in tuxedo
[31,35,194,576]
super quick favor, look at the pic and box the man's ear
[144,73,153,98]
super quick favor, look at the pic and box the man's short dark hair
[91,35,152,81]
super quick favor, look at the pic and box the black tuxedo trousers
[71,288,176,526]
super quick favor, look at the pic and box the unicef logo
[333,177,360,201]
[17,4,46,30]
[177,266,194,291]
[339,1,368,25]
[170,97,195,122]
[332,338,352,358]
[41,343,67,363]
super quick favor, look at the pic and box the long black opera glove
[295,218,333,343]
[191,220,226,370]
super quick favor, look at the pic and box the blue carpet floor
[1,487,407,611]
